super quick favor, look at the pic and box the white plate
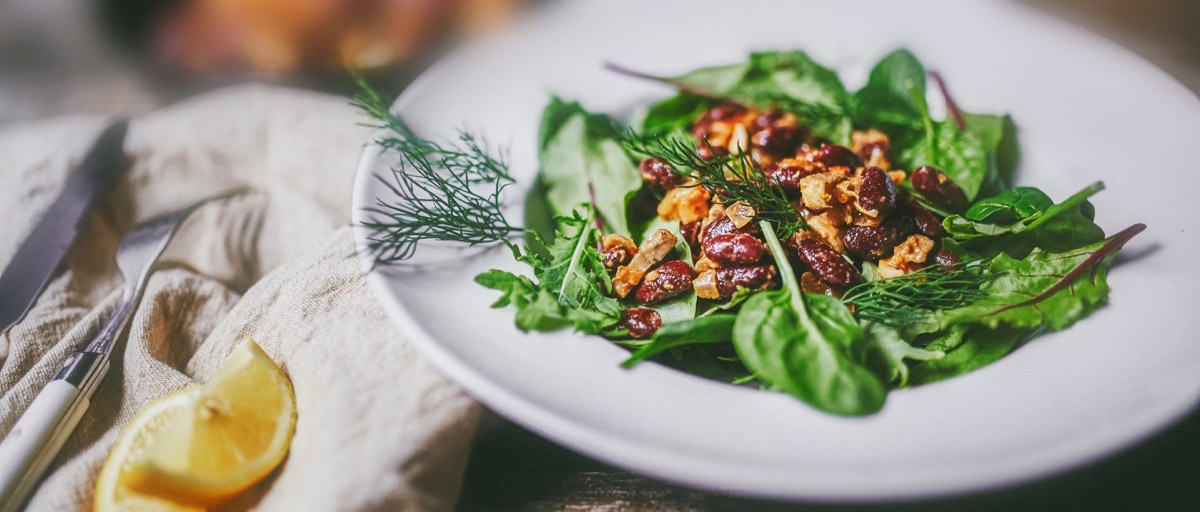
[352,0,1200,501]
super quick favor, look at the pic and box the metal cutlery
[0,120,129,336]
[0,190,247,512]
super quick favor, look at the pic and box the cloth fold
[0,85,480,511]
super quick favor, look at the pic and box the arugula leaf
[732,222,886,416]
[621,315,736,368]
[945,182,1106,258]
[538,96,643,236]
[931,224,1144,331]
[909,325,1030,385]
[863,322,943,387]
[476,209,622,333]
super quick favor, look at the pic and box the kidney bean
[603,246,633,270]
[842,225,901,260]
[933,247,961,266]
[858,167,896,213]
[701,216,760,243]
[904,196,945,237]
[794,238,861,287]
[695,144,728,160]
[715,265,777,298]
[639,157,683,188]
[754,108,784,129]
[635,261,695,305]
[910,166,968,212]
[621,308,661,339]
[763,160,817,198]
[807,144,864,170]
[703,233,766,265]
[751,126,799,156]
[680,221,701,254]
[704,102,747,122]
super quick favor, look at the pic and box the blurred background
[0,0,1196,123]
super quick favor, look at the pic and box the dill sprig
[622,133,807,237]
[842,260,992,326]
[353,76,521,264]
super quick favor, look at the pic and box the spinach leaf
[621,315,736,368]
[851,49,927,133]
[852,50,1016,202]
[476,209,622,333]
[909,325,1030,385]
[944,182,1106,258]
[732,222,886,416]
[639,92,713,139]
[538,96,643,236]
[653,51,853,143]
[931,224,1143,331]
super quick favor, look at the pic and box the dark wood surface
[459,406,1200,512]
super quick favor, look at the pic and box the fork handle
[0,380,89,512]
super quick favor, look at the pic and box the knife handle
[0,380,89,512]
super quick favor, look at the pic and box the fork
[0,190,248,512]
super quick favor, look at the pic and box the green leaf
[639,92,713,139]
[622,315,736,368]
[851,49,927,132]
[475,269,537,308]
[945,182,1106,258]
[660,51,853,143]
[851,50,1017,202]
[931,224,1143,331]
[863,322,943,387]
[909,325,1029,385]
[476,209,623,334]
[538,96,643,236]
[732,222,886,416]
[538,212,622,317]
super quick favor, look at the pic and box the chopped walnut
[613,229,678,298]
[888,170,907,185]
[725,201,756,229]
[851,129,892,170]
[693,255,719,273]
[803,212,845,253]
[877,234,935,278]
[693,269,720,299]
[798,172,844,210]
[656,185,711,224]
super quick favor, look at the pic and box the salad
[358,49,1144,416]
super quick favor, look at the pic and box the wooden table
[458,407,1200,511]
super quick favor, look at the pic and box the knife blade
[0,120,128,335]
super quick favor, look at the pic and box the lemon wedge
[95,338,296,510]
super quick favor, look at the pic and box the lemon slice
[95,338,296,510]
[95,388,206,512]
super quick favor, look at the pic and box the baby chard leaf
[933,223,1144,331]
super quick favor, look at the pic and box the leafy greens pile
[359,49,1144,417]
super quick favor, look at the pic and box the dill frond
[842,260,992,326]
[353,75,521,264]
[622,133,806,238]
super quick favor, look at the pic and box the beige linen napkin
[0,85,481,511]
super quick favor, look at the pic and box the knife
[0,120,128,335]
